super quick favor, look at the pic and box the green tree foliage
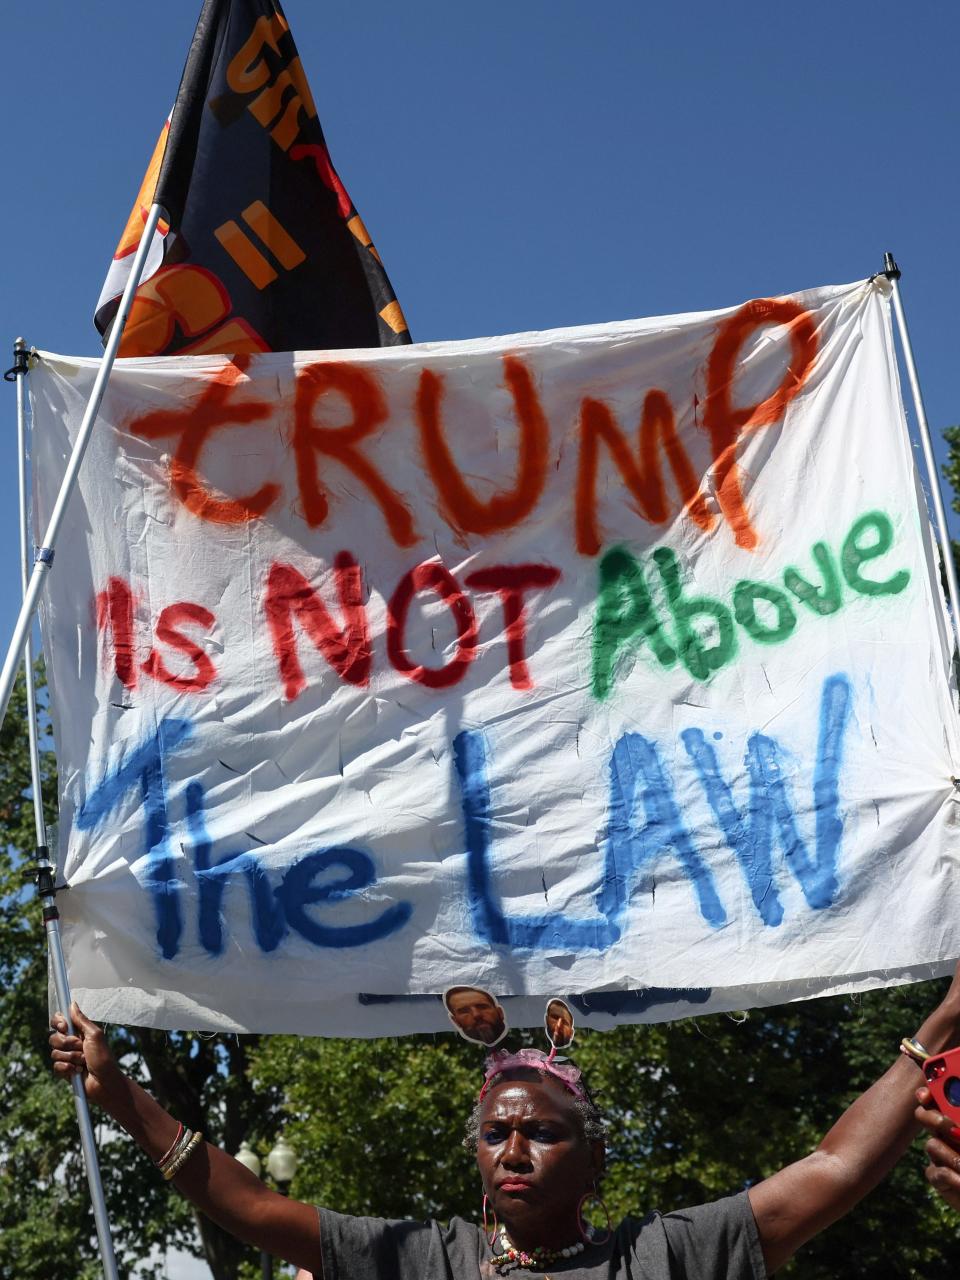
[0,667,282,1280]
[941,424,960,578]
[941,426,960,511]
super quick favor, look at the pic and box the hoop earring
[577,1187,612,1246]
[482,1193,499,1247]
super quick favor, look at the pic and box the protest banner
[30,277,960,1034]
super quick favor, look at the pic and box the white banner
[31,278,960,1035]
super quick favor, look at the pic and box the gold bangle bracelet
[899,1036,931,1066]
[163,1131,202,1182]
[158,1127,194,1172]
[163,1131,204,1181]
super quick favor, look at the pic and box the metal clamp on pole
[21,846,58,896]
[880,251,902,281]
[20,847,65,918]
[4,336,30,382]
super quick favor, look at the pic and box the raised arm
[747,964,960,1274]
[49,1004,323,1276]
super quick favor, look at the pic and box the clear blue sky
[2,0,958,655]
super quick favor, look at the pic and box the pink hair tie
[478,1046,587,1102]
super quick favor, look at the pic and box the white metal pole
[883,253,960,658]
[13,338,120,1280]
[0,201,163,734]
[13,339,48,849]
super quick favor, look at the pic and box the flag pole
[0,202,163,735]
[10,336,121,1280]
[881,252,960,658]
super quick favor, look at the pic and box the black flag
[95,0,410,356]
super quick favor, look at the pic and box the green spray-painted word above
[592,510,910,698]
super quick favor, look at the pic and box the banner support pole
[12,336,120,1280]
[881,252,960,659]
[0,201,163,735]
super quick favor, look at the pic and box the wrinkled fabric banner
[31,278,960,1034]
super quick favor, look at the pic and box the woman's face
[475,1076,601,1245]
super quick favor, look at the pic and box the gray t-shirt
[318,1191,768,1279]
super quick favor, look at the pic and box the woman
[50,966,960,1278]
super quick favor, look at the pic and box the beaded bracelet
[163,1130,204,1182]
[899,1036,931,1066]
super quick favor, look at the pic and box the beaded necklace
[491,1226,592,1273]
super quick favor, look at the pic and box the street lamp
[234,1134,298,1280]
[234,1140,262,1178]
[266,1134,298,1188]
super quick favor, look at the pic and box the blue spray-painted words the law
[76,674,852,959]
[75,719,413,960]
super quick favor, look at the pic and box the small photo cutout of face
[443,984,508,1047]
[545,997,575,1049]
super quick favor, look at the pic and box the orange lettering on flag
[226,13,316,152]
[215,204,306,290]
[226,12,290,93]
[249,66,314,151]
[119,265,270,358]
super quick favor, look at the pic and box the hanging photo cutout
[545,997,575,1049]
[443,985,508,1047]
